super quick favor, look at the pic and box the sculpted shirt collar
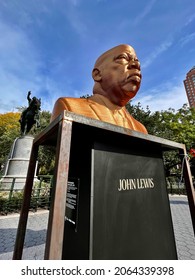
[89,94,122,112]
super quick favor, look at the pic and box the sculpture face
[93,44,142,106]
[51,44,147,132]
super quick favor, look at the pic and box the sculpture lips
[126,73,141,84]
[127,71,141,80]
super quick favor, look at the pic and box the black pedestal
[62,122,177,260]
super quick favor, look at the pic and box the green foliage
[80,94,91,98]
[0,190,23,213]
[0,112,21,174]
[0,176,52,214]
[28,110,56,175]
[29,110,51,136]
[127,102,195,149]
[126,102,195,177]
[38,146,55,175]
[166,105,195,148]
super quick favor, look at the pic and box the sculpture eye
[116,54,129,60]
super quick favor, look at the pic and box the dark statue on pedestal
[19,91,41,135]
[1,91,40,190]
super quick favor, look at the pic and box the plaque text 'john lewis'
[118,178,154,191]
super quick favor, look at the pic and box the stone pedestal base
[0,135,37,190]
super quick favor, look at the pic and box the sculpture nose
[127,59,140,70]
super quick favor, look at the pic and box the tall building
[183,66,195,108]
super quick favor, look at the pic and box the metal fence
[0,175,187,215]
[0,175,53,215]
[166,176,186,195]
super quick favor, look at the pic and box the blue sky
[0,0,195,113]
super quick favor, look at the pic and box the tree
[126,102,195,179]
[24,110,55,176]
[127,102,195,148]
[159,105,195,179]
[31,110,56,175]
[0,112,21,174]
[165,104,195,149]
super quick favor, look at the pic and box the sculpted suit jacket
[51,94,148,134]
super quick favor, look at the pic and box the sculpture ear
[92,68,102,82]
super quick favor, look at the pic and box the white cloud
[179,32,195,47]
[134,0,156,25]
[132,84,188,112]
[185,12,195,26]
[63,1,88,38]
[142,39,173,68]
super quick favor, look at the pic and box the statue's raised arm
[27,91,31,104]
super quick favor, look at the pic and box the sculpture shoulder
[51,97,148,134]
[51,97,90,122]
[134,119,148,134]
[122,107,148,134]
[59,96,88,106]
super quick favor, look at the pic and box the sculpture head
[92,44,141,107]
[30,96,41,110]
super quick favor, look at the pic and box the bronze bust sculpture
[51,44,147,134]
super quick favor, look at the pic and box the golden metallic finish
[51,94,147,133]
[51,44,147,134]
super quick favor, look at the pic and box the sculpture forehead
[94,44,136,68]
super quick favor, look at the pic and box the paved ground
[0,195,194,260]
[168,195,195,260]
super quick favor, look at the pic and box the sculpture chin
[122,83,140,99]
[127,75,141,83]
